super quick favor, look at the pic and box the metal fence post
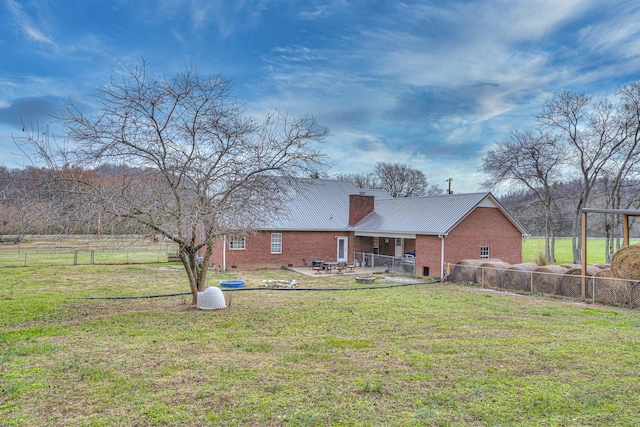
[530,271,534,293]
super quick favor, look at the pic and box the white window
[480,246,490,259]
[271,233,282,254]
[229,235,246,250]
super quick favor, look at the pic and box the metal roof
[351,192,527,236]
[265,180,527,236]
[266,179,392,230]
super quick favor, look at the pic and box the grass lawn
[2,264,640,426]
[522,237,640,265]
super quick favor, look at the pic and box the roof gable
[352,192,526,236]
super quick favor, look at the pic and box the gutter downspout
[439,235,445,278]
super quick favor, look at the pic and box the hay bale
[475,261,511,288]
[593,263,610,270]
[561,263,582,270]
[592,269,632,305]
[531,265,569,294]
[559,266,600,298]
[502,263,538,291]
[610,244,640,280]
[451,259,502,283]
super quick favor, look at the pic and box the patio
[289,265,388,277]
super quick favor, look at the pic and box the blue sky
[2,0,640,193]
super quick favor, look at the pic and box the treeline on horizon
[2,162,638,245]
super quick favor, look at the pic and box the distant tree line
[0,164,148,242]
[482,82,640,264]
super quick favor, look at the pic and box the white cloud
[5,0,57,47]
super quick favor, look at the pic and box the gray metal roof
[266,179,392,230]
[265,180,526,236]
[351,192,527,236]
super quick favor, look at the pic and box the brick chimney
[349,192,375,226]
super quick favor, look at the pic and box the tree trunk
[180,248,200,305]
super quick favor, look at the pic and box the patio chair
[302,258,310,268]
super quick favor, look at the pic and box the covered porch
[353,233,418,275]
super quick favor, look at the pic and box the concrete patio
[288,265,389,277]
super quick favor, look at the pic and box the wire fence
[0,248,178,268]
[450,262,640,308]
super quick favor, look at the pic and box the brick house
[209,179,526,277]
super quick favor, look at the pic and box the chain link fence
[451,262,640,307]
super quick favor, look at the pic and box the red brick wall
[208,207,522,274]
[354,236,373,252]
[210,231,354,270]
[415,235,443,276]
[349,194,375,226]
[414,207,522,277]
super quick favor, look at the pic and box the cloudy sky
[2,0,640,192]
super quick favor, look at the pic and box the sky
[2,0,640,193]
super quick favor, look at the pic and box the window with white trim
[229,235,246,250]
[480,246,490,259]
[271,233,282,254]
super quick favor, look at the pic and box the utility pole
[445,178,453,195]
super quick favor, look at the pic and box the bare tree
[371,162,442,197]
[604,83,640,258]
[482,129,567,262]
[17,61,328,304]
[333,172,379,189]
[537,91,627,263]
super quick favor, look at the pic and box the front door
[337,236,348,262]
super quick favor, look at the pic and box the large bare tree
[18,62,328,303]
[336,163,442,197]
[537,91,628,263]
[607,83,640,256]
[482,129,566,262]
[373,162,429,197]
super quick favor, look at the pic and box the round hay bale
[561,263,582,270]
[592,269,631,305]
[610,244,640,280]
[531,265,569,294]
[593,263,610,270]
[502,263,538,291]
[475,261,511,287]
[559,266,600,298]
[451,259,502,283]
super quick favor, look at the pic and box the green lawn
[2,264,640,426]
[522,237,638,265]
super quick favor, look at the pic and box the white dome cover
[197,287,226,310]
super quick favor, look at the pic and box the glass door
[337,237,348,262]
